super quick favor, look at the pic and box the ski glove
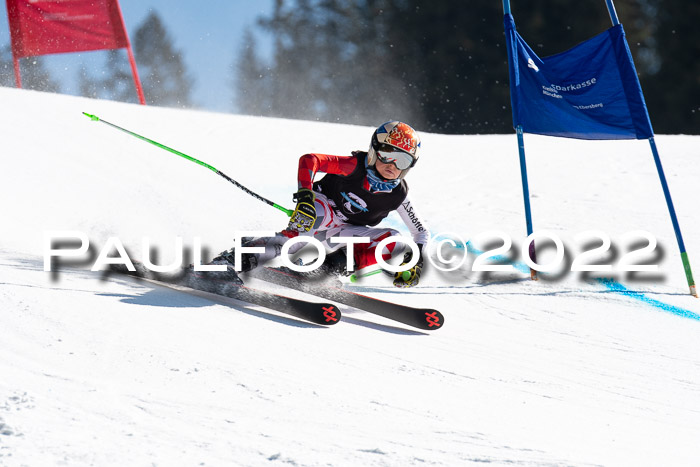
[287,188,317,233]
[393,244,424,288]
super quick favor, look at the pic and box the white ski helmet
[367,121,421,179]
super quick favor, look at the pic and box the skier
[209,121,430,288]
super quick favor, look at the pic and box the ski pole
[82,112,293,217]
[350,268,410,283]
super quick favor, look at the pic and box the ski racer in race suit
[215,121,430,288]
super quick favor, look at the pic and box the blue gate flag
[504,14,653,140]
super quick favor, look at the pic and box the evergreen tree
[234,28,270,115]
[17,55,61,92]
[78,64,100,99]
[238,0,423,126]
[101,49,140,103]
[256,0,336,120]
[1,47,60,92]
[389,1,509,133]
[133,11,193,108]
[2,45,61,92]
[77,50,140,103]
[317,0,423,126]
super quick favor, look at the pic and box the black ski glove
[393,244,424,288]
[287,188,317,233]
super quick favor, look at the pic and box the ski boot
[181,249,258,292]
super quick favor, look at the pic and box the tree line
[238,0,699,134]
[2,2,698,134]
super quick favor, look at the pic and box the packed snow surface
[1,87,699,466]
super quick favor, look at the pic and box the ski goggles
[375,144,417,170]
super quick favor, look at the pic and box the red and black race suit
[313,151,408,227]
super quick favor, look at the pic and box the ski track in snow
[1,87,700,466]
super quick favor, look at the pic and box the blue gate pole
[648,138,697,297]
[605,0,696,297]
[604,0,620,25]
[605,0,698,297]
[517,126,538,280]
[504,0,538,279]
[503,0,511,14]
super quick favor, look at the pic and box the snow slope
[1,87,699,466]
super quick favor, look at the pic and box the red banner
[7,0,129,59]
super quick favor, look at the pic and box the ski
[248,267,444,330]
[107,263,341,326]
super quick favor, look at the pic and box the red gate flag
[5,0,145,104]
[6,0,128,58]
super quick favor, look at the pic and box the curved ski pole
[82,112,293,217]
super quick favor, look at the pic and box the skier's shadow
[340,315,429,335]
[97,289,209,308]
[105,274,327,329]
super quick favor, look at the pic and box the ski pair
[108,263,340,326]
[109,263,443,330]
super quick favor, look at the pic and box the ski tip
[423,310,444,330]
[82,112,99,121]
[319,303,341,325]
